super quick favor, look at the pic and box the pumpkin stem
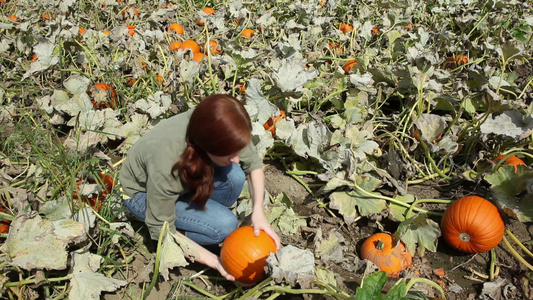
[459,233,471,242]
[375,239,384,250]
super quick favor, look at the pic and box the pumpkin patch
[3,0,533,298]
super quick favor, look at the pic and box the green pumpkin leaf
[394,213,441,257]
[389,194,416,222]
[354,271,387,299]
[329,176,386,225]
[484,165,533,222]
[384,281,409,300]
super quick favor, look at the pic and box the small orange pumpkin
[0,207,11,241]
[7,15,19,22]
[263,109,286,136]
[122,6,139,20]
[179,40,201,53]
[89,83,118,109]
[441,196,505,253]
[493,155,525,172]
[339,23,353,34]
[74,173,116,212]
[192,52,204,62]
[220,226,277,284]
[446,54,468,67]
[168,23,184,34]
[360,233,412,277]
[126,25,135,37]
[342,60,358,74]
[240,28,255,39]
[168,41,182,51]
[196,7,215,26]
[328,42,343,55]
[203,40,222,55]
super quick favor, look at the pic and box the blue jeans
[124,163,245,245]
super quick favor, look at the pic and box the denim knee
[215,213,239,243]
[227,164,245,189]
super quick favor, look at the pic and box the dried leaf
[314,228,345,263]
[64,75,91,95]
[271,56,318,92]
[159,229,198,281]
[480,111,533,140]
[266,245,315,287]
[245,78,279,124]
[1,214,86,270]
[68,252,127,300]
[414,113,447,143]
[23,42,59,79]
[134,92,172,119]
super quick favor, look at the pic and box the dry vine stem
[503,229,533,271]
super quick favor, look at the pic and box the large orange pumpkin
[493,155,525,172]
[360,233,412,277]
[440,196,505,253]
[220,226,277,284]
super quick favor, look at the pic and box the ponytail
[172,95,252,209]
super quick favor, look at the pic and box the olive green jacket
[119,109,262,240]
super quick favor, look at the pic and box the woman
[119,94,281,281]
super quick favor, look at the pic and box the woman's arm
[248,168,282,249]
[173,230,236,281]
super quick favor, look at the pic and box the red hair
[172,94,252,208]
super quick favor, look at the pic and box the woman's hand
[248,169,282,249]
[251,210,281,249]
[215,257,236,281]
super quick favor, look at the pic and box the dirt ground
[106,161,533,300]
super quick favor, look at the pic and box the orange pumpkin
[220,226,277,284]
[192,52,204,62]
[360,233,412,277]
[263,109,286,136]
[168,41,182,51]
[0,207,11,241]
[74,173,116,212]
[342,60,358,74]
[446,54,468,67]
[240,29,255,39]
[89,83,118,109]
[122,6,139,20]
[339,23,353,34]
[328,42,343,55]
[168,23,184,34]
[203,40,222,55]
[441,196,505,253]
[126,25,135,37]
[493,155,525,172]
[179,40,201,54]
[196,7,215,26]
